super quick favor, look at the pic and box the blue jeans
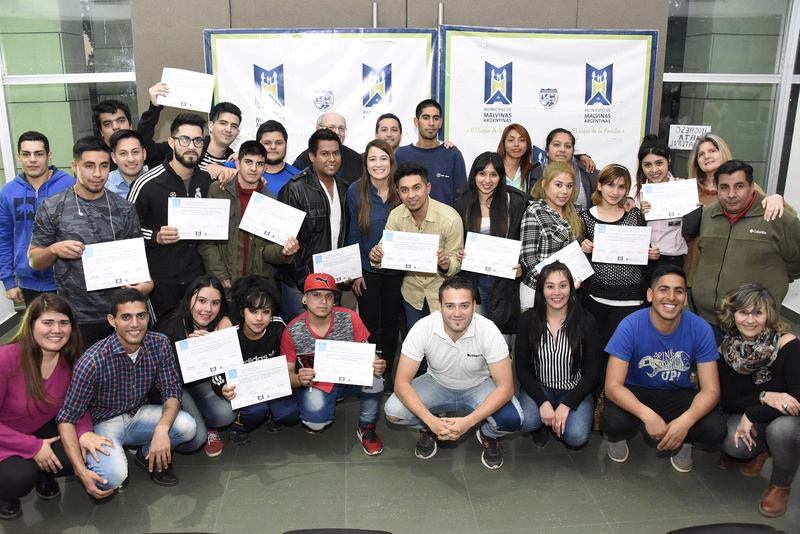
[384,374,523,439]
[298,375,384,431]
[180,381,237,451]
[518,387,594,447]
[404,298,430,332]
[89,405,197,490]
[281,282,306,323]
[232,391,300,432]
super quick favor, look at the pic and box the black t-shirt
[211,319,286,396]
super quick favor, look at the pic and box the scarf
[721,330,780,385]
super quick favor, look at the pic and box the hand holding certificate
[175,327,243,383]
[641,179,699,221]
[380,231,439,273]
[226,356,292,410]
[82,237,150,291]
[591,224,652,265]
[239,192,305,246]
[535,240,594,283]
[460,232,521,280]
[168,198,230,240]
[313,340,376,386]
[314,244,362,283]
[156,68,216,112]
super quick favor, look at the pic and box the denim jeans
[180,381,237,451]
[88,405,197,490]
[298,375,384,431]
[723,413,800,487]
[232,391,300,432]
[518,387,594,447]
[384,374,523,439]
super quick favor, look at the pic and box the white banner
[206,29,437,162]
[440,27,657,178]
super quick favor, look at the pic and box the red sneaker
[205,430,224,457]
[357,424,383,455]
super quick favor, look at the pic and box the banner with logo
[440,27,657,177]
[205,29,437,162]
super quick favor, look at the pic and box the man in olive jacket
[693,160,800,331]
[199,141,298,290]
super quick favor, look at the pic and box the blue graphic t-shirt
[605,308,718,389]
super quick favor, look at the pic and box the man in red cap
[280,273,387,455]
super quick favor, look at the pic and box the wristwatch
[759,391,767,405]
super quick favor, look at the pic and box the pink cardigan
[0,343,92,463]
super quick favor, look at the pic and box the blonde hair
[532,161,583,239]
[717,284,786,337]
[687,133,732,182]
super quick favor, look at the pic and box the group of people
[1,86,799,522]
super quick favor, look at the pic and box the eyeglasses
[172,136,204,148]
[324,125,347,133]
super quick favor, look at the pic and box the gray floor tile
[344,460,478,534]
[608,514,737,534]
[727,511,800,533]
[485,526,614,534]
[570,445,728,523]
[464,453,607,531]
[0,479,97,534]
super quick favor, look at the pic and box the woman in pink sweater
[0,294,96,520]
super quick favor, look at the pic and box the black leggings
[0,420,75,501]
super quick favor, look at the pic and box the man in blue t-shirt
[394,99,466,207]
[600,264,726,473]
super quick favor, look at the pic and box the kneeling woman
[515,262,602,448]
[717,284,800,518]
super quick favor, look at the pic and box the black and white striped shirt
[536,320,581,390]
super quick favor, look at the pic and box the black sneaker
[36,474,61,500]
[532,427,550,449]
[229,429,252,446]
[0,499,21,520]
[415,430,438,459]
[134,448,179,486]
[476,429,503,469]
[263,414,282,434]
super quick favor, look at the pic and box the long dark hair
[497,124,533,190]
[173,275,228,334]
[528,262,587,377]
[462,152,509,238]
[357,139,399,235]
[10,294,83,409]
[635,134,671,200]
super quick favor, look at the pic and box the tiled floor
[1,313,798,533]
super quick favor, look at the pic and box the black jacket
[292,144,364,188]
[127,154,212,283]
[454,186,530,333]
[277,166,348,290]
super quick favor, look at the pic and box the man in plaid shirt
[56,288,196,501]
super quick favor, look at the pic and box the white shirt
[321,181,341,250]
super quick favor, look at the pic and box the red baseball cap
[303,273,341,294]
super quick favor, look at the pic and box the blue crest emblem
[314,90,334,111]
[363,64,391,107]
[585,64,613,106]
[484,62,512,105]
[254,64,285,107]
[539,88,558,109]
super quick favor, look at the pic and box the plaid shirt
[520,199,577,288]
[57,332,181,426]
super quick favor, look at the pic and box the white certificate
[592,224,652,265]
[313,340,376,387]
[314,244,362,283]
[175,327,243,383]
[460,232,521,280]
[156,68,216,113]
[535,240,594,284]
[81,237,150,291]
[641,179,699,221]
[239,192,305,246]
[381,230,439,273]
[226,356,292,410]
[167,197,229,240]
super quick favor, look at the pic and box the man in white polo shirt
[384,276,522,469]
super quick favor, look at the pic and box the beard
[175,150,199,169]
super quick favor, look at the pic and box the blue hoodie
[0,166,75,291]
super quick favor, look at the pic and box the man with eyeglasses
[138,83,241,171]
[291,112,364,187]
[128,113,213,320]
